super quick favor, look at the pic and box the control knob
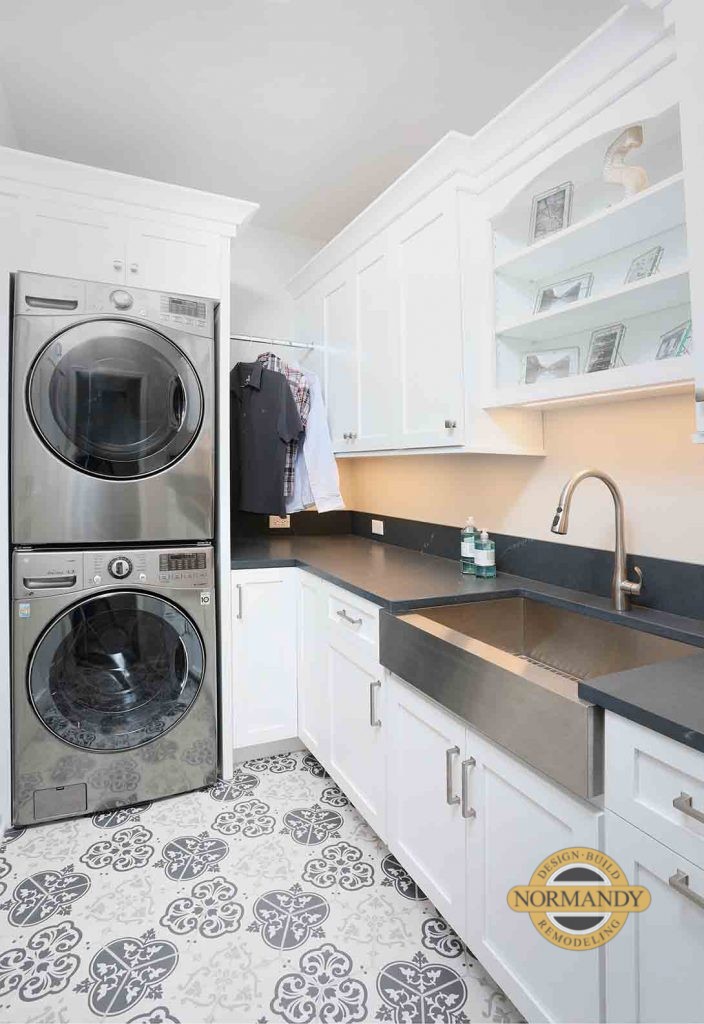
[110,289,133,310]
[108,557,133,580]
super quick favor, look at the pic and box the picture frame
[655,320,691,360]
[534,273,593,314]
[521,347,580,385]
[529,181,574,243]
[625,245,663,284]
[585,323,626,373]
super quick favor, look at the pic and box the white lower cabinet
[465,727,603,1024]
[605,810,704,1024]
[327,631,386,840]
[298,572,330,762]
[386,673,467,935]
[231,568,298,749]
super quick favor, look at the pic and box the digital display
[168,297,207,319]
[159,552,207,571]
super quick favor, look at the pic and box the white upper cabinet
[20,200,127,285]
[389,185,465,448]
[354,233,398,451]
[126,219,221,296]
[321,265,358,451]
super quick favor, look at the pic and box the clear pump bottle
[475,529,496,578]
[461,517,477,575]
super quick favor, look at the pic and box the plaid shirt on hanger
[256,352,311,496]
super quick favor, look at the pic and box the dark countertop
[232,534,704,753]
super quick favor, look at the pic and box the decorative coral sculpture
[603,124,649,198]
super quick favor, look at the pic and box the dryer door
[28,591,205,750]
[28,319,204,478]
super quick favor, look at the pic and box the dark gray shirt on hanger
[231,361,303,515]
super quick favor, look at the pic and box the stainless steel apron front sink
[379,597,698,799]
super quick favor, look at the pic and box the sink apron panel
[379,611,603,799]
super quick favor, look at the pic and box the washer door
[28,319,203,478]
[28,592,205,751]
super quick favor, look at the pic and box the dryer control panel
[14,271,215,339]
[13,546,214,598]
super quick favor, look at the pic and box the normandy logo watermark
[507,847,651,950]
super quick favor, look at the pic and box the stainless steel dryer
[12,545,217,826]
[12,272,215,545]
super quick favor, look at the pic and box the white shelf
[494,173,685,283]
[496,267,690,342]
[484,354,694,409]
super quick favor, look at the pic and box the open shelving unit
[486,106,693,408]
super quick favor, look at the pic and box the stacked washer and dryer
[10,272,219,826]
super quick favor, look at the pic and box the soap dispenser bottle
[461,516,477,575]
[475,529,496,578]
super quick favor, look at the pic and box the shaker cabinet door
[386,673,467,935]
[466,729,603,1024]
[21,200,127,284]
[354,234,399,451]
[321,265,359,453]
[326,634,386,840]
[232,569,298,750]
[297,572,330,763]
[389,185,465,449]
[126,220,220,296]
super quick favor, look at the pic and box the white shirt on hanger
[286,368,344,514]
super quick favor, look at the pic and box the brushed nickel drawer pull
[337,609,363,626]
[673,792,704,825]
[669,869,704,909]
[236,583,243,620]
[369,681,382,727]
[446,746,460,806]
[461,757,477,819]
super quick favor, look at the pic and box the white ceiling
[0,0,621,242]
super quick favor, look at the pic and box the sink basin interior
[414,597,697,681]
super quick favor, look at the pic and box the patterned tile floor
[0,749,524,1024]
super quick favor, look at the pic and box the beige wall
[339,394,704,565]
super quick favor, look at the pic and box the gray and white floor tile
[0,749,524,1023]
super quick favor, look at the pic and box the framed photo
[529,181,574,243]
[521,347,580,385]
[534,273,593,314]
[585,323,626,373]
[625,245,663,284]
[656,320,691,360]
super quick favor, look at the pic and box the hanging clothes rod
[230,332,315,352]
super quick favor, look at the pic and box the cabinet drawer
[328,587,379,654]
[605,713,704,868]
[604,810,704,1023]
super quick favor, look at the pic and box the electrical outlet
[371,519,384,536]
[269,515,291,529]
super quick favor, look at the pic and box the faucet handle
[620,565,643,598]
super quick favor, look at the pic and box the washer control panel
[14,546,214,597]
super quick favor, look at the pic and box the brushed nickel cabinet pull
[673,792,704,825]
[669,869,704,909]
[369,681,382,727]
[461,757,477,819]
[337,609,363,626]
[444,419,457,429]
[236,583,243,620]
[446,746,460,806]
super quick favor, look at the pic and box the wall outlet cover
[269,515,291,529]
[371,519,384,536]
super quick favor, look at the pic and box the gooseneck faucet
[551,468,643,612]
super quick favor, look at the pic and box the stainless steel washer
[11,272,215,545]
[12,545,217,826]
